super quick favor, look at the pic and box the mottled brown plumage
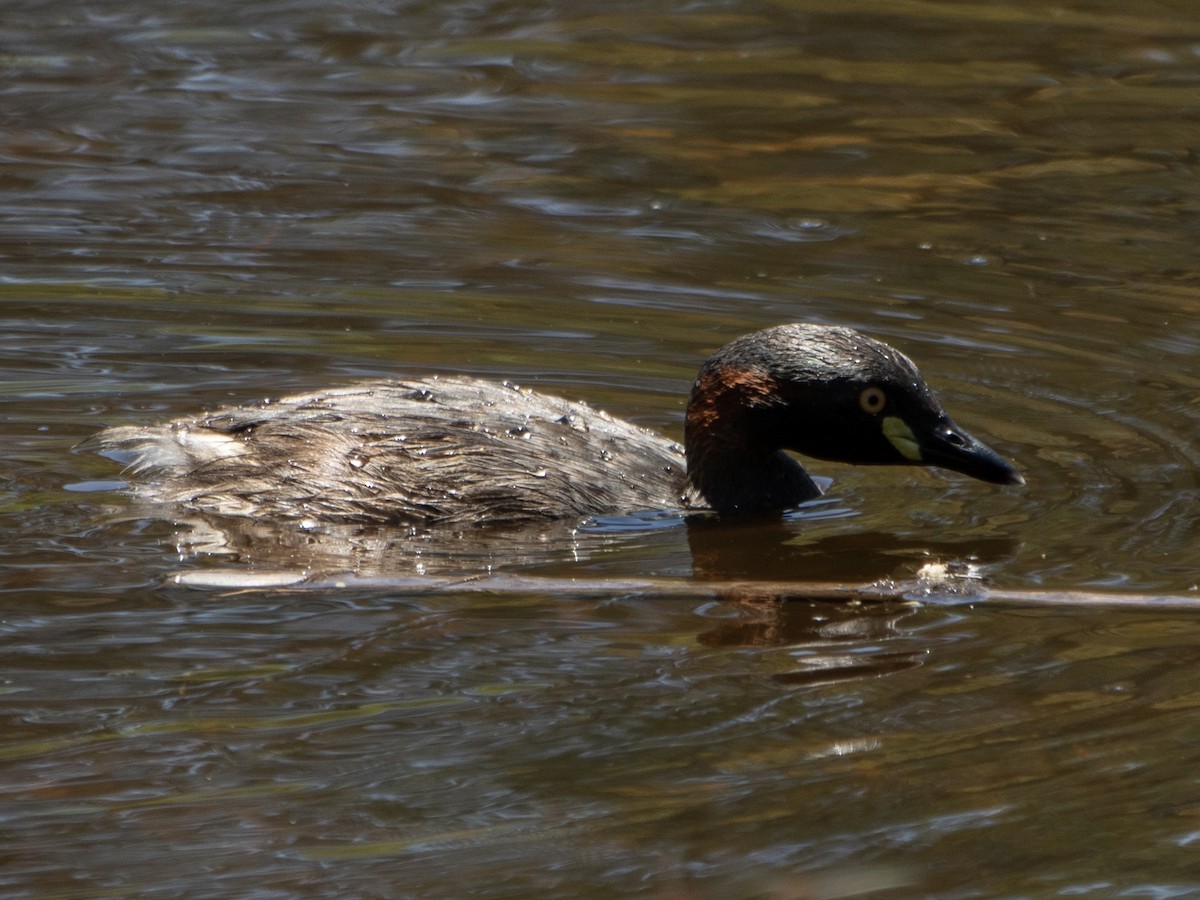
[91,378,687,526]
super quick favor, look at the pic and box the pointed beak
[881,414,1022,486]
[914,417,1024,486]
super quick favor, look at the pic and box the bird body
[94,377,689,526]
[87,324,1021,525]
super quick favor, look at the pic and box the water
[6,0,1200,895]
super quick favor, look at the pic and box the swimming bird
[86,324,1022,526]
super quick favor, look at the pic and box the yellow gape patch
[883,416,922,461]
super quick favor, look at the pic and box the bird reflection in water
[686,514,1016,684]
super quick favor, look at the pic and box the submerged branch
[171,568,1200,609]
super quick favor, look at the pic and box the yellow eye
[859,386,887,415]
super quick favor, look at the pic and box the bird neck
[683,366,821,515]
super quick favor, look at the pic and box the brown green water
[6,0,1200,895]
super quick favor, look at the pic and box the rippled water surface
[7,0,1200,896]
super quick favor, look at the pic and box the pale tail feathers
[86,424,250,476]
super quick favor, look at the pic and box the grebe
[87,324,1022,526]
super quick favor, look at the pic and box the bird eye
[858,386,887,415]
